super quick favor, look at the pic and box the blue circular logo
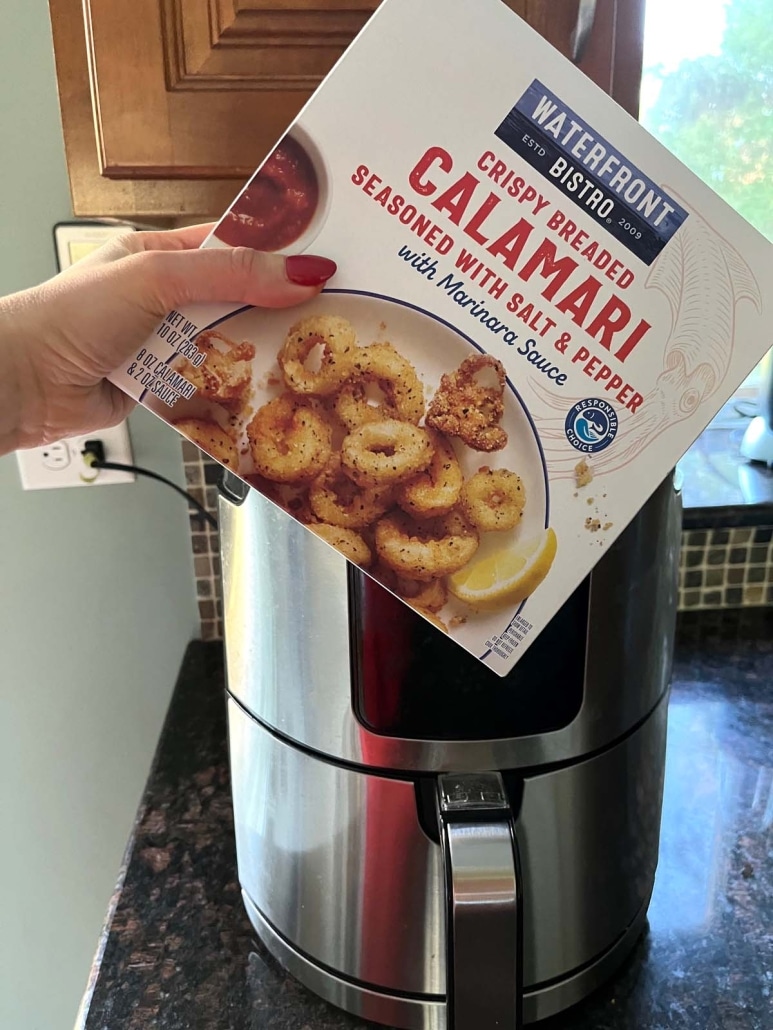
[565,399,618,453]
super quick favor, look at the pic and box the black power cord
[82,441,218,530]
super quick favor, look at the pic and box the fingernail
[285,254,337,287]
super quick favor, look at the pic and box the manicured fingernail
[285,254,337,287]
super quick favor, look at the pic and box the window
[641,0,772,504]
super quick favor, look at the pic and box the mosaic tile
[729,527,753,544]
[191,534,209,555]
[675,522,773,614]
[183,449,224,639]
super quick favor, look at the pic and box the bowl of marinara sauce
[212,124,331,254]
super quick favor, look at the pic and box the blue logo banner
[496,80,688,265]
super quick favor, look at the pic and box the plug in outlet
[16,423,135,490]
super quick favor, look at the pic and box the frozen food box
[109,0,773,676]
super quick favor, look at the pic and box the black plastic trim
[218,469,250,505]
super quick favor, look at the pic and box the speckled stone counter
[79,612,773,1030]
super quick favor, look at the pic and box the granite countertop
[78,611,773,1030]
[677,400,773,526]
[680,431,773,528]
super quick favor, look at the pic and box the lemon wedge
[448,528,558,612]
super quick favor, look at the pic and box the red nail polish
[285,254,338,287]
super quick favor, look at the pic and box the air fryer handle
[437,773,522,1029]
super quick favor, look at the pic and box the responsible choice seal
[565,399,618,453]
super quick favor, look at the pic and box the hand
[0,224,337,455]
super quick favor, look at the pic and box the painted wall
[0,3,199,1028]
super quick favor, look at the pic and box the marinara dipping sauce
[215,135,319,251]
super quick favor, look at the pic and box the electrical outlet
[16,423,135,490]
[41,441,70,471]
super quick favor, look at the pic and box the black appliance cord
[89,459,218,530]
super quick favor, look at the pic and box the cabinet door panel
[87,0,378,180]
[51,0,244,217]
[171,0,380,89]
[49,0,642,218]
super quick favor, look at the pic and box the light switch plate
[16,423,135,490]
[53,221,136,271]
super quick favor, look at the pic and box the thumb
[126,248,337,315]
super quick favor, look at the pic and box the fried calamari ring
[460,468,526,531]
[184,330,255,410]
[426,354,507,452]
[309,455,393,529]
[375,511,479,581]
[395,575,448,613]
[311,524,372,567]
[397,431,463,518]
[371,560,398,593]
[279,316,356,396]
[247,393,332,483]
[341,420,433,488]
[174,418,239,469]
[334,343,424,429]
[279,483,319,525]
[245,474,312,511]
[245,479,320,526]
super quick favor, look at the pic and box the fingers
[123,247,338,314]
[61,224,218,274]
[123,223,218,253]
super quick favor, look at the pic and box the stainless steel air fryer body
[220,474,681,1028]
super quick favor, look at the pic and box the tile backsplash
[184,449,772,641]
[182,442,222,641]
[678,526,773,611]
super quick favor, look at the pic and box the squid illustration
[532,195,763,478]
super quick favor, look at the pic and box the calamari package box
[109,0,773,676]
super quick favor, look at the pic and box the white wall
[0,4,199,1028]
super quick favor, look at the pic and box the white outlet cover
[16,423,135,490]
[41,441,70,471]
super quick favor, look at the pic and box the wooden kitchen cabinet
[48,0,644,219]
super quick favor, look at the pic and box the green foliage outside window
[643,0,772,240]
